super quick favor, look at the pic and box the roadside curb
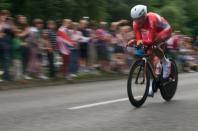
[0,74,127,90]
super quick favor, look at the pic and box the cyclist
[128,5,172,96]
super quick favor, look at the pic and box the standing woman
[68,22,80,77]
[28,18,48,79]
[69,22,90,77]
[16,15,31,80]
[57,19,76,78]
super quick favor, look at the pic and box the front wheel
[160,59,178,101]
[127,60,150,108]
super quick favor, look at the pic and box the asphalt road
[0,73,198,131]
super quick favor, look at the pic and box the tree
[159,5,189,33]
[157,0,192,35]
[185,0,198,35]
[0,0,11,10]
[0,0,197,35]
[86,0,108,21]
[106,0,131,21]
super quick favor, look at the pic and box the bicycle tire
[127,59,150,107]
[160,59,178,101]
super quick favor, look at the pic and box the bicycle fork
[135,58,147,84]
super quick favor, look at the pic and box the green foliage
[106,0,131,21]
[185,0,198,35]
[0,0,11,10]
[1,0,197,35]
[71,0,108,21]
[159,5,188,33]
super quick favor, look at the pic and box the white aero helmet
[130,5,147,19]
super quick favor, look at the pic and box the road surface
[0,73,198,131]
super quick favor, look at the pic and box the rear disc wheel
[160,59,178,101]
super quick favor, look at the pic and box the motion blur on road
[0,73,198,131]
[0,0,198,131]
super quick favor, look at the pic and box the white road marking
[68,98,128,110]
[68,96,142,110]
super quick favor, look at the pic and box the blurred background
[0,0,197,82]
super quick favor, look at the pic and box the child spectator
[11,28,22,80]
[47,20,57,78]
[39,29,53,79]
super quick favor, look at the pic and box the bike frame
[135,43,166,84]
[135,55,159,85]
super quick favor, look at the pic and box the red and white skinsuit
[133,12,172,46]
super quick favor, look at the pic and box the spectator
[79,19,90,72]
[0,10,13,81]
[193,36,198,48]
[27,18,41,78]
[28,18,48,79]
[178,37,197,72]
[123,26,135,67]
[109,22,119,61]
[166,31,181,59]
[57,19,76,78]
[16,15,31,80]
[40,29,54,78]
[69,22,91,76]
[87,21,97,70]
[47,20,57,78]
[95,28,111,72]
[68,22,81,78]
[111,26,128,73]
[11,27,23,81]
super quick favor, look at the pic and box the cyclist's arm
[144,25,156,45]
[143,17,157,45]
[133,22,142,42]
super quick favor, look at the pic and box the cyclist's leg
[155,28,172,79]
[149,54,161,96]
[153,42,171,79]
[154,26,172,58]
[147,50,159,96]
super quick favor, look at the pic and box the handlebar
[127,41,165,50]
[126,42,165,57]
[127,43,149,51]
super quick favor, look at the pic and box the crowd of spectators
[0,10,197,82]
[167,32,198,72]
